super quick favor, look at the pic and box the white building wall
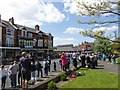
[0,15,2,46]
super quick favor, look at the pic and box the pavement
[95,60,119,74]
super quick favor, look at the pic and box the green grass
[116,57,120,65]
[61,68,118,88]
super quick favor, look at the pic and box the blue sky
[0,0,118,46]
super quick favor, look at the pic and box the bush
[60,73,67,81]
[48,81,57,89]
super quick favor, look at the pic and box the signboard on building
[6,28,14,46]
[25,46,33,48]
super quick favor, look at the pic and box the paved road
[95,60,119,74]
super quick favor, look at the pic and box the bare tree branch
[78,20,120,25]
[84,34,120,44]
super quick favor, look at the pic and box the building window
[44,40,48,47]
[28,32,32,38]
[6,28,14,47]
[38,39,43,47]
[48,40,52,47]
[22,30,27,37]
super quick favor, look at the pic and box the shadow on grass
[93,67,104,69]
[80,68,89,70]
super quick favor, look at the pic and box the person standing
[36,61,43,78]
[59,59,62,70]
[47,55,51,72]
[86,54,91,68]
[108,54,112,64]
[53,61,56,71]
[72,52,78,68]
[19,52,31,89]
[0,65,8,89]
[112,55,116,64]
[102,53,106,61]
[66,53,70,70]
[17,62,22,87]
[8,61,19,88]
[90,53,95,69]
[80,54,86,68]
[43,59,49,76]
[61,52,68,71]
[31,61,36,82]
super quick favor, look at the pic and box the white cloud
[64,27,84,34]
[54,37,78,46]
[63,0,115,16]
[93,25,118,32]
[0,0,65,27]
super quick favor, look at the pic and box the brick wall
[2,27,6,46]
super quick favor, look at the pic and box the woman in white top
[0,65,8,89]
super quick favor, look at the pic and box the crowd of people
[0,52,56,89]
[60,52,117,71]
[0,51,117,89]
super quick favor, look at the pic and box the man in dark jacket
[36,61,43,78]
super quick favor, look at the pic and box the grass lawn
[116,57,120,65]
[61,68,118,88]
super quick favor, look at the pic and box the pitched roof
[54,46,81,52]
[2,20,14,28]
[1,19,53,37]
[14,24,36,33]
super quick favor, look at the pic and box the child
[59,60,62,70]
[53,61,56,71]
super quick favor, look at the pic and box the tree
[93,38,113,54]
[76,0,120,25]
[112,38,120,54]
[75,0,120,43]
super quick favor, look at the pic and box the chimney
[35,25,40,33]
[9,17,14,24]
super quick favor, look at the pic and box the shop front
[0,47,20,64]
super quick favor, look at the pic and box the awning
[20,48,37,51]
[0,47,20,49]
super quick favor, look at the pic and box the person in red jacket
[61,52,68,71]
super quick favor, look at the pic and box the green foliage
[112,38,120,54]
[48,81,57,89]
[60,73,67,81]
[77,0,120,46]
[93,38,112,54]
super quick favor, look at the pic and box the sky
[0,0,118,46]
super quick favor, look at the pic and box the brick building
[0,15,54,63]
[78,41,94,52]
